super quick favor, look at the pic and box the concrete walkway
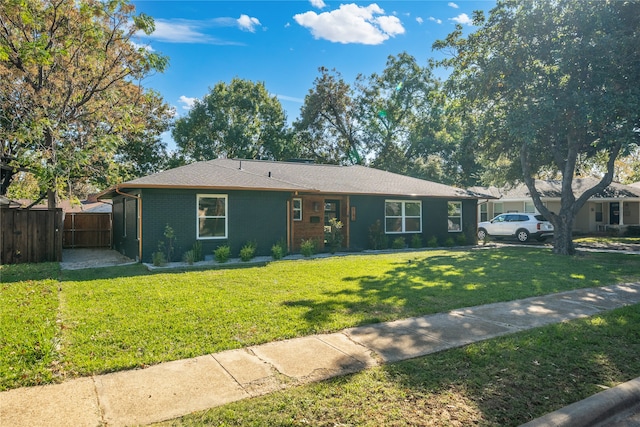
[2,282,640,427]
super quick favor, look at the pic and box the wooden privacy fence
[0,207,63,264]
[63,212,111,248]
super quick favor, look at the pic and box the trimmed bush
[239,241,257,262]
[410,234,422,248]
[444,237,456,247]
[427,236,439,248]
[456,233,467,246]
[152,251,166,267]
[271,242,284,260]
[391,237,406,250]
[300,239,315,257]
[214,245,231,263]
[183,250,195,265]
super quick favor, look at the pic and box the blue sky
[131,0,496,148]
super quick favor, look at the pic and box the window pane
[405,218,421,232]
[405,202,421,216]
[385,202,402,216]
[448,218,461,231]
[293,199,301,209]
[386,218,402,233]
[199,218,226,237]
[199,197,225,217]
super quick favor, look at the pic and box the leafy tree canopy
[172,78,297,162]
[435,0,640,254]
[0,0,170,205]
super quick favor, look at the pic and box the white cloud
[310,0,326,9]
[416,17,424,25]
[429,16,443,24]
[293,3,405,45]
[131,41,154,52]
[237,14,261,32]
[448,2,459,8]
[451,13,473,25]
[146,19,211,43]
[275,94,305,103]
[178,95,197,110]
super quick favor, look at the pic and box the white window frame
[524,201,536,213]
[494,202,504,216]
[197,194,228,240]
[448,201,463,232]
[385,200,422,234]
[293,198,302,221]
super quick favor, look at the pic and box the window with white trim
[385,200,422,233]
[293,198,302,221]
[448,201,462,232]
[494,202,504,216]
[524,201,536,213]
[197,195,228,239]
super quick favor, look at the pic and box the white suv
[477,213,554,243]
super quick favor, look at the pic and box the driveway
[60,249,136,270]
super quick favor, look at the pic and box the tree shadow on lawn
[281,248,635,330]
[377,303,640,426]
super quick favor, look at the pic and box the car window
[505,214,518,222]
[518,215,529,221]
[493,215,506,222]
[534,215,548,221]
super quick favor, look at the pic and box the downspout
[115,187,142,262]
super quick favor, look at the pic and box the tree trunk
[47,188,57,210]
[552,212,576,255]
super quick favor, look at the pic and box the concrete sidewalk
[2,282,640,427]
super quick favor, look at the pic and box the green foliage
[0,0,171,200]
[191,241,203,262]
[271,241,285,260]
[444,237,456,247]
[368,220,387,250]
[391,237,406,250]
[426,236,439,248]
[182,250,195,265]
[172,78,297,162]
[324,218,344,254]
[456,233,467,246]
[152,251,166,267]
[300,239,316,257]
[410,234,422,249]
[239,241,257,262]
[434,0,640,254]
[214,245,231,263]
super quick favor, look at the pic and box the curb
[520,376,640,427]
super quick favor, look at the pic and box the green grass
[156,304,640,427]
[1,247,639,392]
[574,236,640,245]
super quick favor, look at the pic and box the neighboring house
[8,196,112,213]
[469,178,640,234]
[98,158,481,262]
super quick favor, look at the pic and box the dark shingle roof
[107,158,475,199]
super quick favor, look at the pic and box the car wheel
[477,228,488,241]
[516,229,530,242]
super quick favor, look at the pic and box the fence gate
[1,207,63,264]
[63,212,112,248]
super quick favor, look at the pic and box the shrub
[427,236,439,248]
[456,233,467,246]
[214,245,231,263]
[183,250,195,265]
[368,220,387,250]
[391,237,406,250]
[152,251,166,267]
[444,237,456,247]
[271,242,284,260]
[191,241,203,262]
[239,241,257,262]
[300,239,315,257]
[325,218,344,254]
[410,234,422,248]
[626,225,640,237]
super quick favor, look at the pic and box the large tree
[435,0,640,254]
[293,67,362,164]
[0,0,169,206]
[355,53,445,179]
[172,78,296,162]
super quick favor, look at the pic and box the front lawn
[158,304,640,427]
[1,247,639,391]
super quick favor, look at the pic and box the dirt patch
[60,249,136,270]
